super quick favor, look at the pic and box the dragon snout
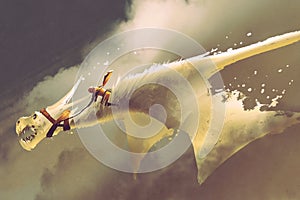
[15,117,27,136]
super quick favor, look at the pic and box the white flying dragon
[15,30,300,184]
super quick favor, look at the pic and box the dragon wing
[114,30,300,182]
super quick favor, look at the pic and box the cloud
[35,148,112,200]
[24,66,80,113]
[121,0,206,30]
[35,137,202,200]
[115,0,283,49]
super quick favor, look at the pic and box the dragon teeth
[22,138,29,143]
[20,126,37,140]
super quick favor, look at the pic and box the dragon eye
[33,113,37,120]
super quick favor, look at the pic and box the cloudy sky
[0,0,300,199]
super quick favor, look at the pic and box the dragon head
[15,78,83,151]
[16,111,52,151]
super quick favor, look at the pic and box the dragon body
[16,30,300,183]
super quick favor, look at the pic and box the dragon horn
[47,76,83,111]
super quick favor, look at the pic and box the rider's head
[88,87,96,93]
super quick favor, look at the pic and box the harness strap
[40,108,56,124]
[56,110,71,131]
[40,108,71,138]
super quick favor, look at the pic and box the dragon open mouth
[18,126,37,143]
